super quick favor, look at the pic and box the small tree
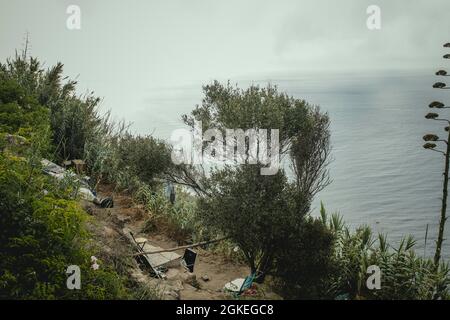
[198,165,300,276]
[198,164,334,290]
[423,42,450,265]
[115,133,173,186]
[189,82,334,286]
[178,81,332,202]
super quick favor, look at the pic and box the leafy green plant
[0,153,132,299]
[114,133,172,186]
[320,205,450,300]
[135,183,206,244]
[0,48,156,300]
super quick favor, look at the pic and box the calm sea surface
[133,70,450,259]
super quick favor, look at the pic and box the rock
[201,274,210,282]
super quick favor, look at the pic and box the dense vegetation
[0,52,134,299]
[179,82,450,299]
[1,48,449,300]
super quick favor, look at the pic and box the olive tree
[178,81,333,286]
[198,165,305,275]
[176,81,332,201]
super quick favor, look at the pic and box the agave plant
[423,42,450,266]
[433,82,447,89]
[425,112,440,119]
[423,134,439,142]
[429,101,446,108]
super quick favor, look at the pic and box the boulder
[201,274,210,282]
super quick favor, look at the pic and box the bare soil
[82,184,279,300]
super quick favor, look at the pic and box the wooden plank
[132,236,229,256]
[135,238,181,268]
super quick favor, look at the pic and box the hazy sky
[1,0,449,133]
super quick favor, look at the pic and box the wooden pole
[132,236,230,256]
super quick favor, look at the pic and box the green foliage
[83,113,128,190]
[186,82,334,295]
[183,81,310,143]
[272,217,335,299]
[198,165,305,274]
[114,133,172,186]
[0,153,132,299]
[134,184,170,217]
[50,95,102,161]
[0,49,150,300]
[136,184,205,244]
[2,49,172,187]
[0,49,102,162]
[83,118,172,192]
[0,74,52,159]
[3,48,448,301]
[198,164,335,297]
[180,81,331,203]
[0,152,137,299]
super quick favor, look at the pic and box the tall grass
[134,184,208,244]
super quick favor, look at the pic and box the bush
[136,183,205,244]
[0,51,96,162]
[115,133,172,186]
[272,217,335,299]
[0,50,149,300]
[50,95,102,161]
[0,153,131,299]
[198,165,308,276]
[176,81,335,294]
[320,205,450,300]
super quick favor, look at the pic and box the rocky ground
[82,184,280,300]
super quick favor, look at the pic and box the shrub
[115,133,172,186]
[0,153,132,299]
[0,50,145,299]
[198,165,306,276]
[320,205,450,300]
[271,217,335,299]
[50,95,102,161]
[136,184,205,244]
[0,50,107,162]
[198,164,336,297]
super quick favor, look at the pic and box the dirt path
[83,184,259,300]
